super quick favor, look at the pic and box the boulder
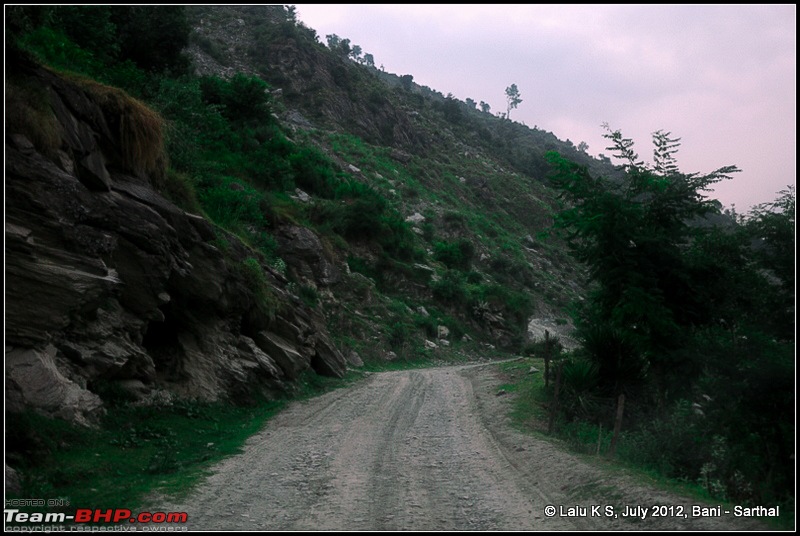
[254,331,308,380]
[6,345,104,426]
[347,351,364,368]
[405,212,425,224]
[277,225,340,286]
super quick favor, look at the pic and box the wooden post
[547,360,564,434]
[596,424,603,456]
[544,330,550,388]
[608,394,626,458]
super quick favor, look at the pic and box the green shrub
[19,26,102,75]
[434,239,474,271]
[192,34,227,65]
[558,355,602,420]
[388,321,412,349]
[200,73,272,125]
[161,169,201,213]
[298,284,319,308]
[240,257,279,319]
[198,176,266,231]
[288,145,339,198]
[431,270,467,304]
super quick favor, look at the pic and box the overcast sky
[294,4,796,213]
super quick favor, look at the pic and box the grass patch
[497,357,549,429]
[7,398,285,513]
[6,369,360,517]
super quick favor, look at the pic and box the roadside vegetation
[494,129,794,528]
[497,354,793,530]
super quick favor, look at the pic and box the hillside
[4,3,597,437]
[183,5,604,350]
[5,5,793,523]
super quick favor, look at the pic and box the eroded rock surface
[6,59,346,425]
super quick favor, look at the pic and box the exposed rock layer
[5,59,346,424]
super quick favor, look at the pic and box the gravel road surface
[151,364,769,531]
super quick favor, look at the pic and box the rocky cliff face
[5,58,346,425]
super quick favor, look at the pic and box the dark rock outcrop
[276,225,340,287]
[5,60,346,424]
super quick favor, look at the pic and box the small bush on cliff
[161,170,202,214]
[240,257,279,319]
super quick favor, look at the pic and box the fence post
[547,360,564,434]
[544,329,550,389]
[596,424,603,456]
[608,394,626,458]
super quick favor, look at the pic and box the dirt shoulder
[461,362,772,531]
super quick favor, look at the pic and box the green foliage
[548,127,740,389]
[441,95,463,124]
[431,270,468,305]
[18,26,103,75]
[288,145,339,198]
[388,321,413,350]
[198,177,266,231]
[548,128,793,506]
[160,169,202,213]
[742,186,795,339]
[112,6,191,74]
[240,257,279,319]
[325,33,351,56]
[298,284,320,308]
[15,6,190,81]
[6,396,289,511]
[399,74,414,91]
[191,33,227,65]
[433,239,475,270]
[49,6,120,64]
[200,74,273,124]
[469,283,533,330]
[310,180,417,262]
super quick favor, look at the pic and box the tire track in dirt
[148,364,769,531]
[150,367,575,530]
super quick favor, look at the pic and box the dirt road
[152,364,767,531]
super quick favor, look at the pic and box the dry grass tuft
[70,75,168,186]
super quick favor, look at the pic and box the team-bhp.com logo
[5,508,188,524]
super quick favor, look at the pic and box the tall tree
[505,83,522,120]
[547,126,739,392]
[742,186,795,339]
[349,44,362,62]
[325,33,351,56]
